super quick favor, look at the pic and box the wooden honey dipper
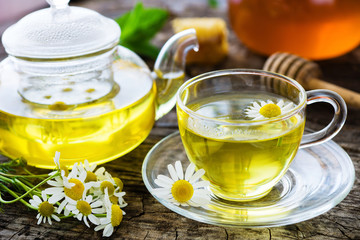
[263,52,360,108]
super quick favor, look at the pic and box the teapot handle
[152,29,198,120]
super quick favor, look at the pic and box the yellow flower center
[111,204,123,227]
[113,177,123,191]
[100,181,115,196]
[109,195,119,205]
[171,180,194,203]
[38,201,55,217]
[259,103,281,118]
[76,200,92,216]
[64,179,85,201]
[85,171,97,182]
[60,164,69,177]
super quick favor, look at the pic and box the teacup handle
[300,89,347,148]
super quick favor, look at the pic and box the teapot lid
[1,0,120,59]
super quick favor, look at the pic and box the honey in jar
[228,0,360,60]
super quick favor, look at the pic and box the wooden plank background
[0,0,359,239]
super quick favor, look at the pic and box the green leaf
[121,41,160,60]
[115,2,168,59]
[208,0,218,8]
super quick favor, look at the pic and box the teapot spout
[152,29,198,120]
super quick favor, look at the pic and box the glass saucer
[142,131,355,227]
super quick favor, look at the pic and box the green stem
[0,171,59,204]
[0,172,50,178]
[59,213,75,219]
[0,175,12,184]
[14,179,41,196]
[0,184,36,210]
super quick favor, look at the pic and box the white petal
[152,188,171,197]
[154,177,172,188]
[64,207,71,216]
[52,214,61,222]
[100,217,111,225]
[66,205,76,211]
[79,169,87,182]
[180,202,189,207]
[185,163,195,181]
[95,167,105,176]
[191,195,210,205]
[86,195,92,203]
[88,214,100,225]
[174,161,184,180]
[103,224,113,237]
[41,192,48,202]
[84,217,90,228]
[63,177,75,189]
[193,180,210,188]
[57,199,68,214]
[90,200,103,208]
[193,189,211,196]
[89,164,97,172]
[48,217,52,225]
[277,99,284,107]
[48,193,64,204]
[54,152,61,167]
[187,199,200,207]
[92,208,106,214]
[37,216,43,225]
[171,200,180,206]
[167,164,178,182]
[282,102,294,112]
[36,213,40,219]
[32,195,42,205]
[70,163,78,177]
[77,213,83,221]
[189,169,205,183]
[253,102,261,108]
[84,182,94,190]
[44,187,63,195]
[253,115,265,120]
[29,200,39,208]
[47,180,63,187]
[94,224,106,231]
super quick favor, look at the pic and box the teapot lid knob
[46,0,70,9]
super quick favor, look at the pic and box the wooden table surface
[0,0,359,239]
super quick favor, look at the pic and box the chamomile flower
[29,191,60,225]
[110,191,127,207]
[44,161,94,215]
[245,99,294,120]
[92,173,124,198]
[152,161,211,207]
[49,151,69,177]
[78,159,98,183]
[65,192,105,228]
[94,188,126,237]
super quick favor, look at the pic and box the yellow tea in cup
[178,93,305,200]
[176,70,346,201]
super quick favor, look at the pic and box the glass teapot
[0,0,198,168]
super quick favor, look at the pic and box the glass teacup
[176,69,346,201]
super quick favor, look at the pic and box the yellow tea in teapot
[0,62,159,169]
[178,93,305,200]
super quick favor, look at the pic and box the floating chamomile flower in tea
[245,99,294,120]
[152,161,211,207]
